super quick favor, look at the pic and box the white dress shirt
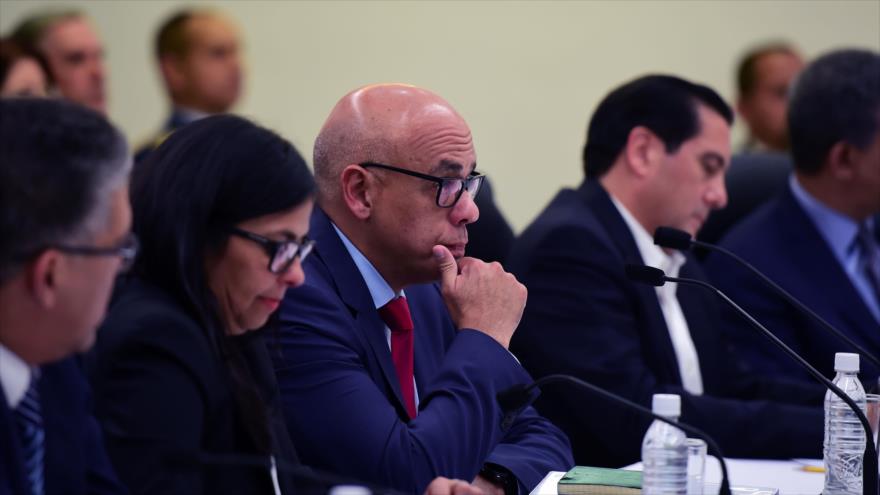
[610,196,705,395]
[0,342,32,408]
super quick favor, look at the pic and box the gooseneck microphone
[498,375,732,495]
[625,263,879,495]
[653,226,880,370]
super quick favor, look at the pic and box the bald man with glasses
[270,84,572,495]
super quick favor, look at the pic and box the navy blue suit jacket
[271,207,573,494]
[133,110,193,165]
[508,180,824,467]
[706,186,880,384]
[1,358,126,495]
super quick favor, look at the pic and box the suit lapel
[309,208,411,419]
[778,190,880,349]
[577,181,685,385]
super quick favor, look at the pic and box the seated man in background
[508,75,824,467]
[706,49,880,384]
[272,83,573,494]
[134,8,242,163]
[11,10,107,114]
[0,98,131,495]
[698,42,805,247]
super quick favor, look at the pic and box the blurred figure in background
[698,42,805,248]
[134,8,242,164]
[11,10,107,114]
[0,38,51,97]
[0,98,131,495]
[88,115,310,495]
[736,42,804,154]
[707,49,880,385]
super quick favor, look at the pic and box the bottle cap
[834,352,860,372]
[652,393,681,417]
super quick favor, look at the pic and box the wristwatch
[479,462,518,495]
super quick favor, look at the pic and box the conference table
[530,458,824,495]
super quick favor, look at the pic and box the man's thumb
[433,245,457,287]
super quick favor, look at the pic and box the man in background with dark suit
[272,83,572,494]
[508,75,824,467]
[707,49,880,384]
[134,8,242,163]
[0,99,133,495]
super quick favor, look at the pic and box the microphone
[626,263,879,495]
[497,375,732,495]
[165,450,408,495]
[653,226,880,370]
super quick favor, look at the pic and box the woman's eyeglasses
[228,227,315,274]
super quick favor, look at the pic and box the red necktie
[378,297,417,419]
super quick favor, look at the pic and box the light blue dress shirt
[790,175,880,323]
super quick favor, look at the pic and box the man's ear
[826,141,858,181]
[340,164,375,220]
[623,126,663,178]
[25,250,61,309]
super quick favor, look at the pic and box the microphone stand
[654,226,880,370]
[498,375,732,495]
[662,272,879,495]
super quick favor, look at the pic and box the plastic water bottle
[642,393,688,495]
[824,352,867,495]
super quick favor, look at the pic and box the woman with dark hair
[87,114,314,495]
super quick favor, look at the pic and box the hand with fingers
[433,244,527,349]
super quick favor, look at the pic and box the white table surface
[530,458,825,495]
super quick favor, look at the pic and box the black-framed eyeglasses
[55,232,140,273]
[360,162,485,208]
[228,227,315,274]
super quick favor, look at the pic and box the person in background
[707,49,880,385]
[11,10,106,114]
[273,83,573,494]
[134,8,242,164]
[736,42,804,154]
[697,42,805,248]
[0,38,51,97]
[87,115,310,495]
[508,75,824,467]
[0,98,131,495]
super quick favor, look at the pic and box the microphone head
[624,264,667,287]
[654,227,693,251]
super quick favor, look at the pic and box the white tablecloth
[530,458,824,495]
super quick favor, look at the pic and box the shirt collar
[332,223,403,309]
[789,175,860,261]
[610,194,686,278]
[0,343,32,408]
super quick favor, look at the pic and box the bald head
[313,84,472,203]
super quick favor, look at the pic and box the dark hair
[130,114,314,453]
[155,9,202,59]
[0,98,129,282]
[582,75,733,179]
[788,49,880,175]
[737,42,799,97]
[0,37,53,90]
[11,9,83,53]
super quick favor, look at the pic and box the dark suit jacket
[271,207,573,494]
[133,109,194,165]
[697,152,792,254]
[1,358,126,495]
[86,277,300,495]
[706,186,880,384]
[507,180,824,468]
